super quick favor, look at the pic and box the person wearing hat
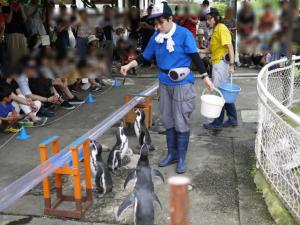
[88,35,99,48]
[120,1,214,174]
[199,9,237,130]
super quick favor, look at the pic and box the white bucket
[200,88,225,118]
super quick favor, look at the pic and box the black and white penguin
[134,109,155,151]
[117,144,163,225]
[90,140,113,197]
[107,126,132,173]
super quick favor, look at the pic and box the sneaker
[69,84,80,93]
[18,118,34,128]
[38,107,55,117]
[34,117,48,126]
[69,96,85,105]
[4,126,20,133]
[61,101,76,110]
[91,85,102,92]
[203,122,223,130]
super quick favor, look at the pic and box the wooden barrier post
[39,144,51,209]
[39,136,93,219]
[168,176,190,225]
[52,139,62,199]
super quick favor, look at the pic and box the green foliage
[254,170,299,225]
[213,2,227,17]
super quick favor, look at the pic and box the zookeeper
[199,9,238,130]
[120,1,214,174]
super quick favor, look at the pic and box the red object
[179,16,198,37]
[259,12,276,32]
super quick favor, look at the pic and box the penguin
[117,144,164,225]
[123,143,164,190]
[107,126,132,173]
[90,140,113,197]
[134,109,155,151]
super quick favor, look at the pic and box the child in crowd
[0,66,47,127]
[72,58,102,92]
[0,85,20,133]
[122,45,137,75]
[238,38,253,67]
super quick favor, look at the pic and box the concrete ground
[0,72,275,225]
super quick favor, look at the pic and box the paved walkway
[0,75,275,225]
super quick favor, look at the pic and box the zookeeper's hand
[229,65,235,75]
[120,64,131,76]
[204,76,214,92]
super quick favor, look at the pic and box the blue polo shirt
[142,25,197,86]
[0,102,14,118]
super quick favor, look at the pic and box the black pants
[29,78,53,98]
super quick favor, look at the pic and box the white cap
[88,35,99,44]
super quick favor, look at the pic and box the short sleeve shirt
[210,23,232,65]
[0,102,14,117]
[142,25,197,86]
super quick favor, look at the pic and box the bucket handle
[201,88,225,100]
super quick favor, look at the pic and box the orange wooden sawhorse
[123,94,153,129]
[39,135,93,219]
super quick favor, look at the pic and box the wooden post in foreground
[168,176,190,225]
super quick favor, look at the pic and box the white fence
[256,55,300,221]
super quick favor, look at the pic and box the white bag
[68,27,76,48]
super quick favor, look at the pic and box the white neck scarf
[155,22,176,53]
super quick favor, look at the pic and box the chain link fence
[256,56,300,221]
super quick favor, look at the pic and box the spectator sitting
[0,85,21,133]
[0,66,47,126]
[238,38,253,67]
[39,52,84,105]
[251,37,271,68]
[76,58,101,92]
[15,57,74,118]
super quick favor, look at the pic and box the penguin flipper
[117,193,136,217]
[153,193,162,210]
[151,169,165,183]
[124,170,136,189]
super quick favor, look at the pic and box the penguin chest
[90,155,98,177]
[134,121,141,139]
[109,150,121,170]
[120,139,129,159]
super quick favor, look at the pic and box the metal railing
[256,55,300,220]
